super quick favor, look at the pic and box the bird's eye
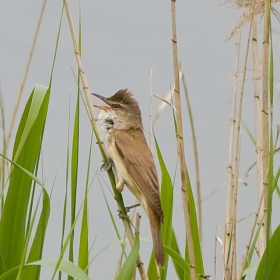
[113,103,121,109]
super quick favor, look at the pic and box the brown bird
[93,89,164,266]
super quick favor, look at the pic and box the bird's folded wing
[114,129,164,221]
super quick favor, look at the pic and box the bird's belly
[108,142,148,212]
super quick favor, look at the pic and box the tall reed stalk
[224,28,241,280]
[224,1,256,279]
[259,0,271,257]
[251,8,263,261]
[181,73,202,242]
[170,1,197,279]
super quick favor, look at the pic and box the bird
[92,89,164,266]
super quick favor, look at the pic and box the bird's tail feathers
[148,207,164,267]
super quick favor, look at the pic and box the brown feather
[112,129,164,221]
[108,128,165,266]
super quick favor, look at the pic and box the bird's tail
[147,207,164,266]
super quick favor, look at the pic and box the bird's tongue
[96,106,114,123]
[93,104,111,112]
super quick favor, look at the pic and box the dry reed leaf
[152,90,173,126]
[152,93,177,111]
[152,71,183,126]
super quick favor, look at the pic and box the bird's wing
[113,129,163,221]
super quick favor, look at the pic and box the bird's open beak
[92,93,111,112]
[93,104,111,112]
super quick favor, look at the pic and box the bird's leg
[126,203,140,211]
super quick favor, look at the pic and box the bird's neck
[98,110,143,140]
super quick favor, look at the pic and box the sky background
[0,0,280,279]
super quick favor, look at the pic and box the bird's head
[92,89,143,131]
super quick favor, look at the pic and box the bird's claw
[118,209,129,219]
[100,159,113,172]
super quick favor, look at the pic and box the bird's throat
[98,110,116,137]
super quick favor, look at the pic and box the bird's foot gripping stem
[100,159,114,172]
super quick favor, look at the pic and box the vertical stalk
[252,9,263,230]
[237,12,265,279]
[182,74,203,242]
[170,1,197,279]
[182,74,202,242]
[259,0,270,257]
[224,2,256,279]
[231,22,254,280]
[224,30,241,280]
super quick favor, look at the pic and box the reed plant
[224,0,280,279]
